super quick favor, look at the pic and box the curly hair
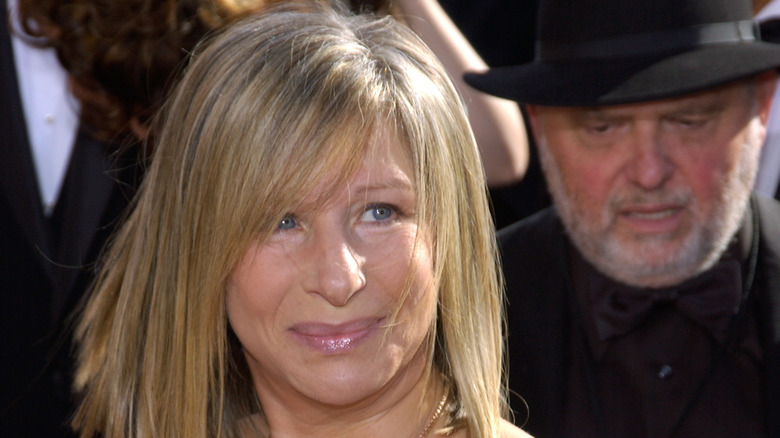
[16,0,392,143]
[17,0,269,142]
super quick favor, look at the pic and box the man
[1,0,136,435]
[466,0,780,436]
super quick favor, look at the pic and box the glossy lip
[289,318,383,355]
[617,203,686,234]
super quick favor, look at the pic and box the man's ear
[525,104,542,140]
[755,70,778,126]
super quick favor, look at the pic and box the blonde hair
[72,2,506,437]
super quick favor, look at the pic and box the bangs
[240,110,390,240]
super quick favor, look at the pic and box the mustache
[607,188,693,211]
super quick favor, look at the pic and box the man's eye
[361,205,395,222]
[586,122,614,134]
[673,117,708,128]
[277,215,298,230]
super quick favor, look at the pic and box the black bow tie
[589,260,743,341]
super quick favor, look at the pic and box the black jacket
[499,196,780,437]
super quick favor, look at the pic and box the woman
[71,3,530,437]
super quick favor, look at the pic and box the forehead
[535,79,754,122]
[349,127,414,189]
[301,124,415,206]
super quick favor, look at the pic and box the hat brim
[465,43,780,106]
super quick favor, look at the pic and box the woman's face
[226,131,437,411]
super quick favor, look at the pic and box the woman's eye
[277,215,298,230]
[361,205,395,222]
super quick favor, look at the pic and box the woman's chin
[291,366,395,406]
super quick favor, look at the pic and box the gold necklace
[416,392,448,438]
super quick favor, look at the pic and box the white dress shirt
[7,0,79,216]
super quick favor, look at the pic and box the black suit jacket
[0,4,137,436]
[499,196,780,438]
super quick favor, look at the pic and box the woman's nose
[302,231,366,306]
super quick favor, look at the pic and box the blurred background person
[1,0,266,435]
[392,0,529,190]
[440,0,549,227]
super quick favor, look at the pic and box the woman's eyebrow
[352,176,415,193]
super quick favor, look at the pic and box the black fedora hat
[465,0,780,106]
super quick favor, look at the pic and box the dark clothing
[499,196,780,438]
[0,3,139,435]
[564,236,763,437]
[439,0,538,67]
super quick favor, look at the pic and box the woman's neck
[254,358,447,438]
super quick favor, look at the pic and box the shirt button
[657,365,673,380]
[44,114,55,124]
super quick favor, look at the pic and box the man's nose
[624,127,673,190]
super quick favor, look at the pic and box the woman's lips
[289,318,383,354]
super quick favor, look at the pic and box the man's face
[529,76,775,288]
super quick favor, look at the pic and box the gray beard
[536,118,761,288]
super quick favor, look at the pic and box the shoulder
[755,196,780,254]
[755,194,780,216]
[497,206,569,293]
[443,420,533,438]
[497,207,561,246]
[499,419,534,438]
[497,207,566,266]
[756,195,780,230]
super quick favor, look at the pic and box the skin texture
[528,74,776,288]
[226,131,440,437]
